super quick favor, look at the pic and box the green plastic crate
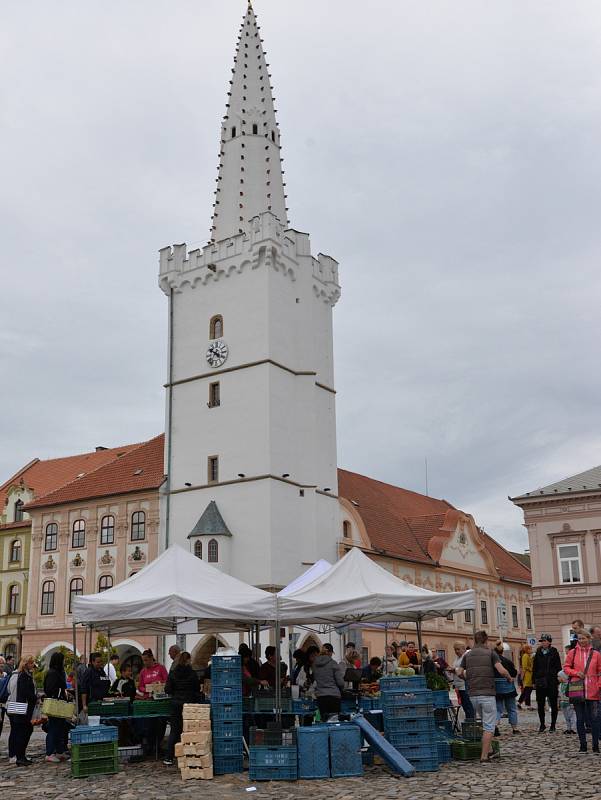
[71,755,119,778]
[132,699,171,716]
[72,741,118,762]
[88,699,130,717]
[451,739,500,761]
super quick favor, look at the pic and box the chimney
[95,446,108,452]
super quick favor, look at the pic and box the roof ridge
[26,439,150,507]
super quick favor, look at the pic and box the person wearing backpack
[563,630,601,753]
[0,668,11,738]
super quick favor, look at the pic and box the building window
[480,600,488,625]
[208,539,218,563]
[436,649,446,662]
[68,578,83,613]
[8,585,19,614]
[208,456,219,484]
[464,609,472,624]
[361,646,369,666]
[511,605,519,628]
[194,540,202,559]
[526,608,532,631]
[13,499,24,522]
[342,521,350,539]
[4,643,17,660]
[209,382,221,408]
[446,612,454,621]
[252,123,258,134]
[44,523,58,552]
[100,515,115,545]
[231,126,236,138]
[41,581,55,615]
[209,315,224,340]
[271,130,275,142]
[72,519,85,549]
[558,543,582,583]
[9,540,21,563]
[98,575,113,593]
[131,511,145,541]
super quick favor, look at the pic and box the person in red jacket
[563,630,601,753]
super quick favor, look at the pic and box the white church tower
[159,2,341,589]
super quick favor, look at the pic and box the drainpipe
[165,288,175,548]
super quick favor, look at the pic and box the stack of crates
[176,704,213,780]
[380,675,439,772]
[249,726,298,781]
[329,724,363,777]
[70,725,119,778]
[210,654,243,775]
[297,723,363,779]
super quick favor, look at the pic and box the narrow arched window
[100,515,115,545]
[9,540,21,563]
[98,575,113,593]
[45,523,58,551]
[342,521,351,539]
[13,500,24,522]
[41,580,55,615]
[8,585,19,614]
[210,315,224,340]
[252,123,258,135]
[194,540,202,559]
[131,511,145,541]
[69,577,84,612]
[208,539,218,563]
[72,519,85,548]
[231,126,236,138]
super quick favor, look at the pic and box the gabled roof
[24,435,165,509]
[0,442,141,513]
[188,501,232,538]
[337,469,531,584]
[511,463,601,502]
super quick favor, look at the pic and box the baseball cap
[539,634,552,643]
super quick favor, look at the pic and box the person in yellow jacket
[398,641,421,671]
[517,644,533,709]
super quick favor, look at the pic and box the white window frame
[557,543,583,584]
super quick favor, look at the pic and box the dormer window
[13,500,23,523]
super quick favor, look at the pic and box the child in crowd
[558,669,576,735]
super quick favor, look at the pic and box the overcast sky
[2,1,601,553]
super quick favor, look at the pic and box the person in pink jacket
[563,630,601,753]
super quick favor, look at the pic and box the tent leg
[416,619,423,672]
[73,622,80,720]
[275,602,281,723]
[384,624,389,674]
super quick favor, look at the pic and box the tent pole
[416,618,423,672]
[384,623,389,674]
[73,622,80,720]
[275,598,281,723]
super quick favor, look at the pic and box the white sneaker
[45,755,61,764]
[9,756,16,764]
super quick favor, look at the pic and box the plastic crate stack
[249,726,298,781]
[175,704,213,781]
[70,725,119,778]
[380,675,439,773]
[88,698,130,718]
[210,654,243,775]
[297,723,363,779]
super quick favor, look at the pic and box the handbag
[567,649,594,703]
[6,702,28,715]
[42,697,75,719]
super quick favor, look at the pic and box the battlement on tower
[158,211,340,305]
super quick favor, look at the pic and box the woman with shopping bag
[43,652,72,763]
[7,655,37,767]
[563,630,601,753]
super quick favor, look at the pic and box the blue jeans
[574,700,600,749]
[458,689,475,719]
[496,694,518,727]
[45,716,68,755]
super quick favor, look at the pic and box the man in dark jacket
[532,634,562,732]
[163,652,201,765]
[80,652,111,712]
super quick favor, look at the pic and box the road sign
[527,636,537,647]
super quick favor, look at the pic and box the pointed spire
[210,4,288,242]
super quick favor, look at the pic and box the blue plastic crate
[361,747,374,766]
[436,719,454,736]
[386,730,437,748]
[213,737,244,757]
[384,716,436,734]
[437,740,452,763]
[211,702,243,722]
[329,725,363,778]
[249,763,298,781]
[212,719,243,739]
[340,698,358,713]
[70,725,118,745]
[410,756,439,772]
[211,685,242,704]
[359,696,381,711]
[379,675,427,691]
[431,690,451,708]
[380,689,433,706]
[214,754,244,775]
[383,703,434,719]
[292,697,316,715]
[394,744,438,762]
[211,656,242,688]
[212,655,240,669]
[297,725,330,779]
[249,745,297,768]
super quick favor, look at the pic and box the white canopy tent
[277,559,332,597]
[72,544,277,635]
[276,547,476,625]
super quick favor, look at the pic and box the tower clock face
[206,340,229,368]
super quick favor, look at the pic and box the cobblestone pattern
[0,714,596,799]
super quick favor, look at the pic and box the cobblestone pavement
[0,714,596,799]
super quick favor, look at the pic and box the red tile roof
[0,443,142,513]
[337,468,531,583]
[24,435,165,509]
